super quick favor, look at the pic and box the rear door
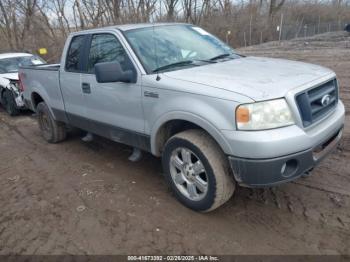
[80,32,147,149]
[59,34,90,130]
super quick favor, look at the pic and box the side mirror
[95,62,136,83]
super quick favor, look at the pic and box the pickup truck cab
[20,23,345,212]
[0,53,45,115]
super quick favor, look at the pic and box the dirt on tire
[0,31,350,255]
[162,129,235,212]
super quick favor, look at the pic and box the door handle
[82,83,91,94]
[144,91,159,98]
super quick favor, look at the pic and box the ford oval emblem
[321,94,331,107]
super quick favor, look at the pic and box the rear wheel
[3,89,20,116]
[37,102,66,143]
[162,129,235,212]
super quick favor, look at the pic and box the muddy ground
[0,32,350,255]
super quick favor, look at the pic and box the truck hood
[164,57,335,101]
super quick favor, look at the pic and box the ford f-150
[20,23,345,212]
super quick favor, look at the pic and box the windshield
[0,55,45,74]
[124,25,240,73]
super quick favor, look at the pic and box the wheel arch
[31,91,45,110]
[30,90,59,121]
[151,112,232,157]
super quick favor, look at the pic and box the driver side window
[87,34,133,73]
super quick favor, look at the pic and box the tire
[0,87,5,105]
[3,89,20,116]
[36,102,67,143]
[162,129,235,212]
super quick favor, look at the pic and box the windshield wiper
[209,53,232,61]
[153,60,197,73]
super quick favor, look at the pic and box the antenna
[153,23,161,81]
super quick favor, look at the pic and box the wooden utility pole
[249,14,253,46]
[278,13,284,42]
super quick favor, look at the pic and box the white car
[0,53,45,115]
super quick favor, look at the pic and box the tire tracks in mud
[0,116,38,150]
[0,110,191,255]
[0,112,84,254]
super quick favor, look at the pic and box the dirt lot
[0,32,350,255]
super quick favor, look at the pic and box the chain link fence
[282,21,346,40]
[235,20,347,47]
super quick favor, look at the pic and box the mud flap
[129,148,142,162]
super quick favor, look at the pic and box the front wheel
[3,89,20,116]
[37,102,67,143]
[162,129,235,212]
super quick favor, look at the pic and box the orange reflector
[236,107,250,123]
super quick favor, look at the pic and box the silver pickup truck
[20,23,345,212]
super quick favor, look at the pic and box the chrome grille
[296,79,338,127]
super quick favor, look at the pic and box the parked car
[20,23,345,212]
[0,53,45,115]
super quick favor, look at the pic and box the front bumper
[1,85,26,109]
[229,127,343,187]
[14,93,25,108]
[222,101,345,158]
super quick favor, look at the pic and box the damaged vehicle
[20,24,345,212]
[0,53,45,115]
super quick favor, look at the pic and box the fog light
[281,163,287,174]
[281,159,298,178]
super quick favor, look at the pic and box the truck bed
[20,64,60,71]
[20,64,66,115]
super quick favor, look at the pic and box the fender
[30,87,59,120]
[150,111,233,156]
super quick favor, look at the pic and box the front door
[81,33,147,149]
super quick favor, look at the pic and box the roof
[116,22,187,31]
[0,53,32,60]
[72,23,189,35]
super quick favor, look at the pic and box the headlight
[236,99,295,130]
